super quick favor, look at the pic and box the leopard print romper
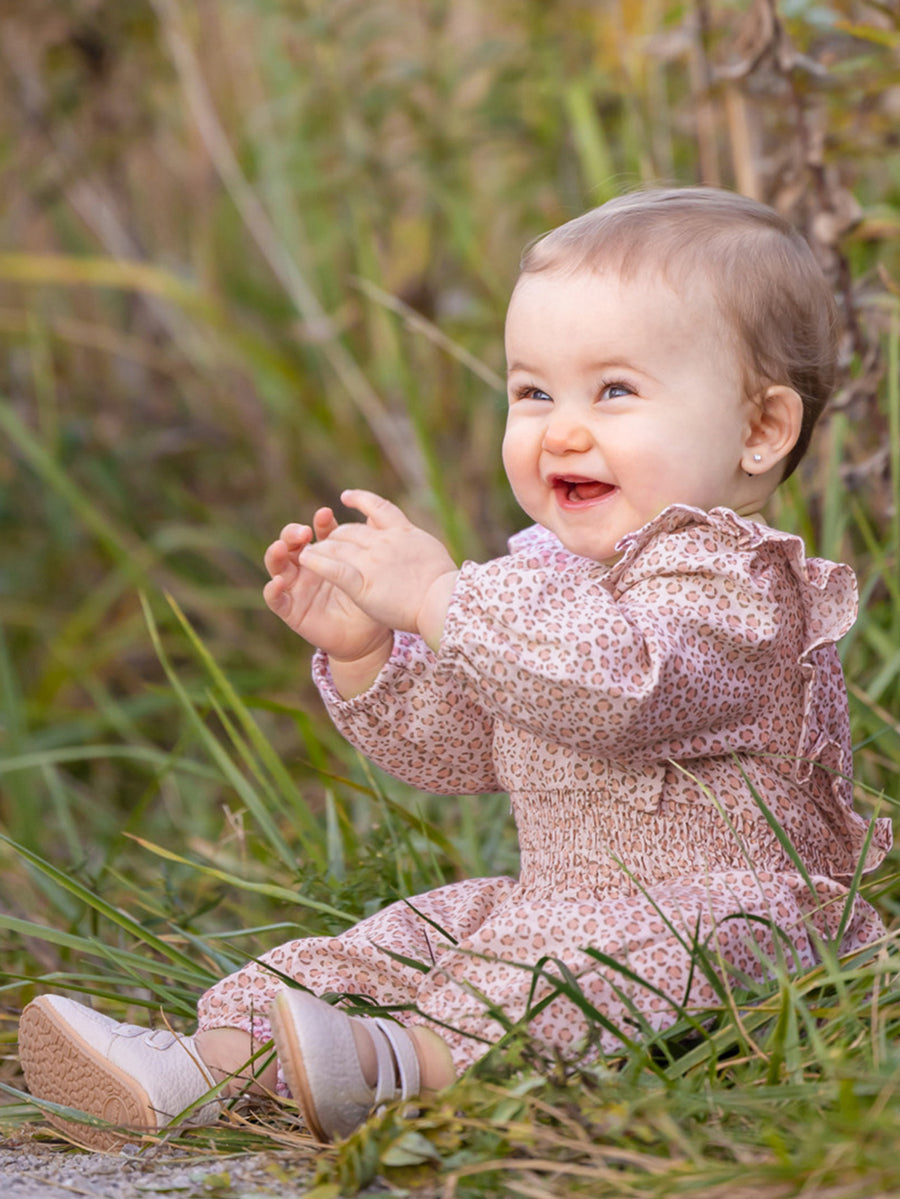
[198,506,890,1083]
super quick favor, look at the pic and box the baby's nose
[541,409,592,453]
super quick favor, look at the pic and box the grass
[1,0,899,1194]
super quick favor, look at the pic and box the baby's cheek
[501,434,534,492]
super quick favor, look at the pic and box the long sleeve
[313,631,501,795]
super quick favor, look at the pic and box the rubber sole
[268,990,329,1142]
[18,997,158,1151]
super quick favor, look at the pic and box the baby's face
[502,266,758,562]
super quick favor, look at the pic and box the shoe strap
[370,1018,420,1101]
[365,1022,399,1106]
[114,1024,179,1049]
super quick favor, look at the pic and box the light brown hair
[519,187,839,479]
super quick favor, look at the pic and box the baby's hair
[519,187,839,480]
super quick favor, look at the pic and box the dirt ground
[0,1133,319,1198]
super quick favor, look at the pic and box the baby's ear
[741,385,803,476]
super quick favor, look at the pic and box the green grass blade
[0,835,212,978]
[165,593,326,869]
[127,834,357,923]
[140,594,299,872]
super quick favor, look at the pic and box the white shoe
[269,988,420,1142]
[18,995,221,1150]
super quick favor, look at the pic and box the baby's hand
[263,508,392,666]
[297,490,459,647]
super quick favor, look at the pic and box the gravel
[0,1136,318,1198]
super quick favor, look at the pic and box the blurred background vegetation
[0,0,898,1027]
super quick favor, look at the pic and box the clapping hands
[264,491,459,695]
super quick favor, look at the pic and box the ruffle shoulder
[607,504,858,644]
[508,506,859,648]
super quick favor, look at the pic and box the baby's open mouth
[553,477,615,504]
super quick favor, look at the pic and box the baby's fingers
[312,507,339,541]
[300,541,365,599]
[279,523,315,551]
[264,539,296,580]
[264,525,313,579]
[341,489,410,530]
[263,575,291,615]
[264,541,288,579]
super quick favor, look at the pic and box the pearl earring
[745,453,763,477]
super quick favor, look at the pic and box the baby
[19,186,890,1147]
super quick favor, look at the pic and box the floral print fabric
[197,506,890,1080]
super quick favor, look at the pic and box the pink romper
[198,506,890,1075]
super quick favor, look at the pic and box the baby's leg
[197,917,458,1094]
[407,1027,456,1091]
[194,1026,277,1093]
[19,883,510,1147]
[193,907,468,1140]
[197,880,515,1088]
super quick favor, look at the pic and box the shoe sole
[268,991,328,1142]
[19,998,158,1151]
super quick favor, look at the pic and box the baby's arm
[297,490,460,651]
[314,630,501,795]
[301,493,501,792]
[263,507,394,697]
[267,496,499,791]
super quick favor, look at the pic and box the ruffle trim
[608,504,857,645]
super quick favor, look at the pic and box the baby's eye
[599,381,634,401]
[512,384,553,402]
